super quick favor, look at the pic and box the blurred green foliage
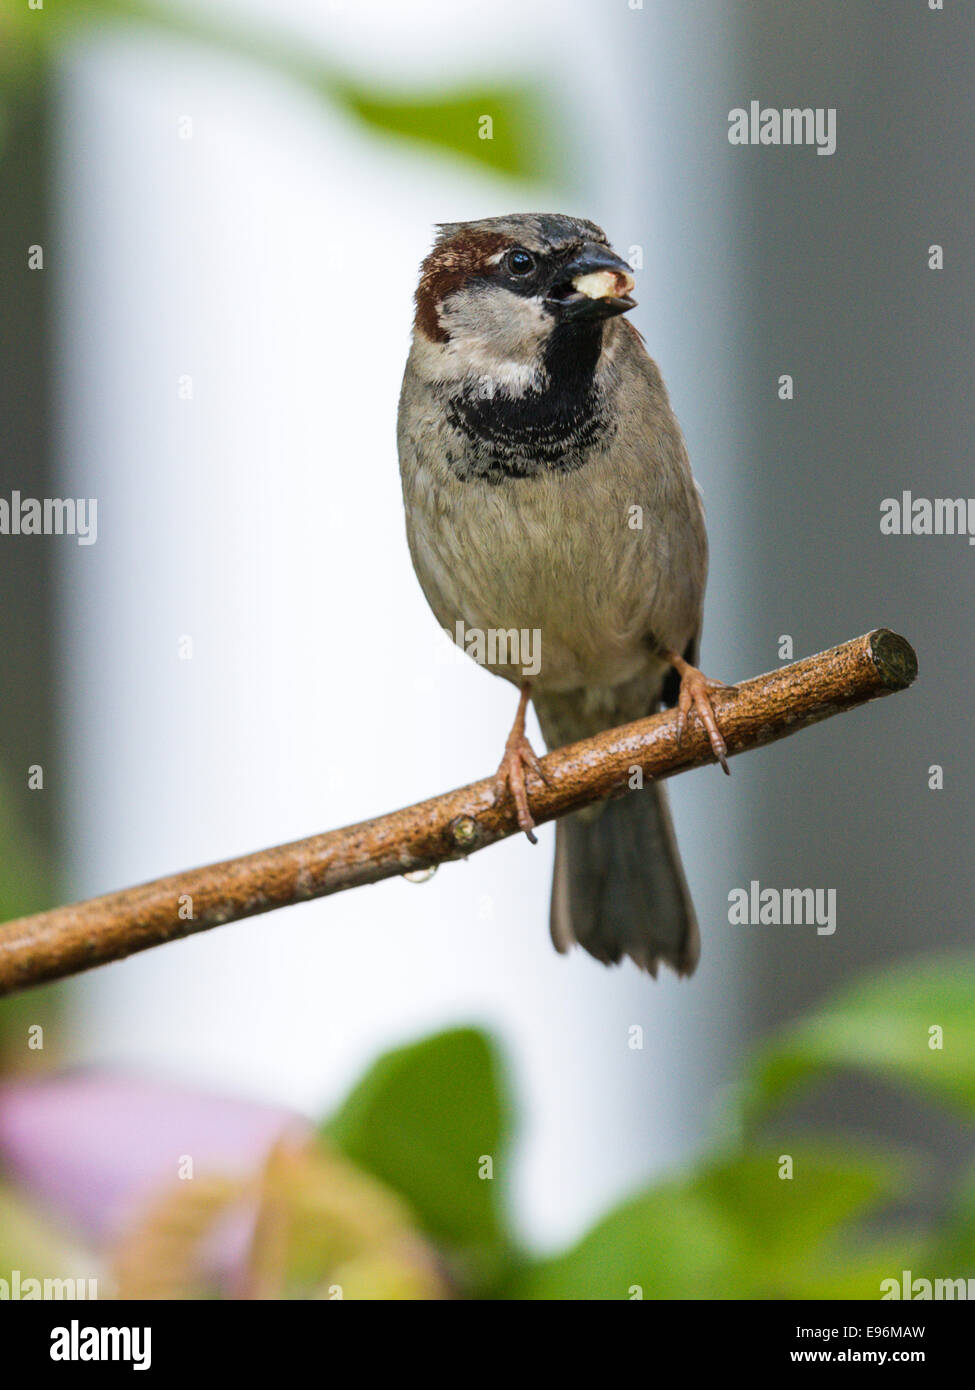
[505,1148,916,1300]
[324,1028,512,1288]
[741,955,975,1122]
[2,949,973,1297]
[310,955,975,1298]
[0,0,553,180]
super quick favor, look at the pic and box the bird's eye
[505,248,536,276]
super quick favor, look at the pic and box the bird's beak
[546,243,637,321]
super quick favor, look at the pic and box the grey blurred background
[1,0,972,1248]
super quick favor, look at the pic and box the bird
[397,213,730,977]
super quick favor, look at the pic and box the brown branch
[0,629,917,998]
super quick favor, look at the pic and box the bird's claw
[494,734,548,843]
[675,668,733,775]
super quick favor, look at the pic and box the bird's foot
[493,684,549,843]
[668,654,735,775]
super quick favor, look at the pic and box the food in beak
[572,267,636,300]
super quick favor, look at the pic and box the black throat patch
[442,322,615,482]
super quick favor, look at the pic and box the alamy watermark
[50,1320,150,1371]
[0,491,97,545]
[437,620,541,678]
[728,879,836,936]
[880,492,975,545]
[1,1268,98,1299]
[728,102,836,156]
[882,1270,975,1300]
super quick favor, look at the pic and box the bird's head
[412,213,636,389]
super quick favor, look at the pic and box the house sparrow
[397,213,730,976]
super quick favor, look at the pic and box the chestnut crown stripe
[414,229,510,343]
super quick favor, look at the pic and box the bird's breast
[402,446,698,693]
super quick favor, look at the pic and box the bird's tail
[549,784,700,977]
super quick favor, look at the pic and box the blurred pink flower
[0,1070,307,1249]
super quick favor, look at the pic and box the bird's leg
[664,649,735,775]
[493,683,549,844]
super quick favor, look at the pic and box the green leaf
[506,1146,904,1300]
[740,953,975,1124]
[507,1176,736,1301]
[331,84,550,181]
[323,1028,512,1287]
